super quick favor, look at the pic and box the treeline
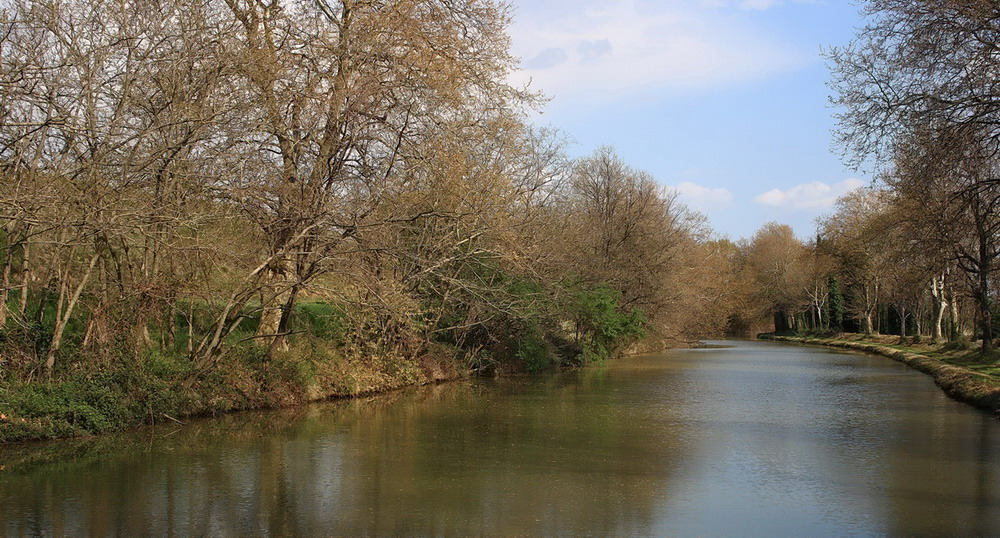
[743,0,1000,354]
[0,0,734,415]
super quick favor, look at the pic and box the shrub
[514,325,556,372]
[571,285,646,362]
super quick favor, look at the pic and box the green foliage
[514,324,556,372]
[0,370,148,440]
[424,255,550,332]
[414,253,565,369]
[571,285,647,362]
[0,338,289,442]
[410,256,651,372]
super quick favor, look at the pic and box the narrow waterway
[2,340,999,536]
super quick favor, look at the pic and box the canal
[2,340,998,535]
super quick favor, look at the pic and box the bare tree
[828,0,1000,168]
[889,124,1000,351]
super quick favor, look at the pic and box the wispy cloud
[671,181,734,211]
[508,0,806,101]
[754,178,864,210]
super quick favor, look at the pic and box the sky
[506,0,870,241]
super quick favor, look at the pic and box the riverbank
[1,282,662,444]
[759,333,1000,416]
[0,330,670,445]
[0,338,469,444]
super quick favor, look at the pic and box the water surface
[2,340,999,535]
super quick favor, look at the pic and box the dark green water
[2,340,999,536]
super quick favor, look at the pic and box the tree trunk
[0,259,10,327]
[18,239,30,319]
[266,283,300,356]
[977,269,993,353]
[165,301,176,351]
[257,258,297,352]
[816,294,824,330]
[46,253,100,375]
[862,312,874,335]
[930,275,947,342]
[949,288,960,340]
[82,315,95,348]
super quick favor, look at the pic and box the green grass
[293,301,348,341]
[941,355,1000,377]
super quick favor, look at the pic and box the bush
[514,325,556,372]
[571,285,646,362]
[1,370,140,438]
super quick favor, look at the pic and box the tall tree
[211,0,531,354]
[828,0,1000,167]
[890,125,1000,351]
[829,0,1000,351]
[556,147,700,340]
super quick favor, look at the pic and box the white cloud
[754,178,864,210]
[508,0,805,101]
[671,181,735,211]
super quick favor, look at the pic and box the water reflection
[1,340,998,535]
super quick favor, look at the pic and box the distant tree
[802,246,835,331]
[828,0,1000,351]
[744,223,810,333]
[818,189,895,334]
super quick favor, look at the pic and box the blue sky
[507,0,869,240]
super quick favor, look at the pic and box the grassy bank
[0,340,466,444]
[759,333,1000,416]
[0,300,472,444]
[1,280,656,444]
